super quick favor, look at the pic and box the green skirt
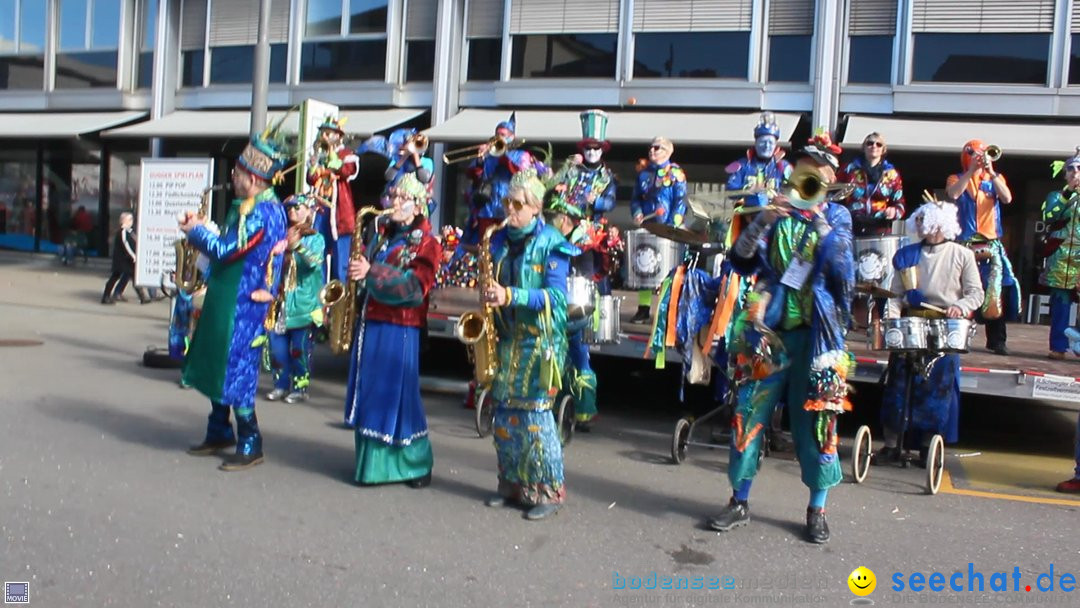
[354,435,433,485]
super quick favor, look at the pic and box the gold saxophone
[320,205,394,355]
[174,185,224,295]
[455,217,510,387]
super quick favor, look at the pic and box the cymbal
[855,282,896,299]
[642,221,713,245]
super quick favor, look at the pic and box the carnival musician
[838,132,905,236]
[180,125,289,472]
[629,136,688,323]
[384,128,434,190]
[709,131,854,544]
[481,169,576,521]
[307,115,359,281]
[345,173,442,488]
[875,201,983,466]
[725,111,791,211]
[1041,149,1080,361]
[944,139,1019,356]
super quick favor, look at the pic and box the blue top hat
[753,111,781,140]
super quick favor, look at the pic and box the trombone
[442,136,526,164]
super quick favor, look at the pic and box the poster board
[296,99,340,194]
[134,158,214,289]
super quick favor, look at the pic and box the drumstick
[920,302,947,314]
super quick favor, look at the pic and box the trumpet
[982,144,1002,162]
[442,136,525,164]
[404,133,429,156]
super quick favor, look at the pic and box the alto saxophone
[320,206,394,355]
[455,218,510,387]
[174,185,224,295]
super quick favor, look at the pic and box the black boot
[629,305,651,324]
[406,472,432,489]
[220,411,263,471]
[187,403,236,456]
[805,507,830,544]
[706,498,750,532]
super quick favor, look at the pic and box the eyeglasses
[864,141,883,148]
[964,146,977,155]
[502,197,526,212]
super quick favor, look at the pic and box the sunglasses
[1068,165,1080,173]
[502,197,526,212]
[650,145,664,151]
[584,146,602,152]
[864,141,883,148]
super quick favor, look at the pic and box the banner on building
[134,158,215,289]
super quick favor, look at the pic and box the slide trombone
[442,136,526,164]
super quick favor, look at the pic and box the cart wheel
[556,394,575,447]
[852,425,873,484]
[474,388,494,438]
[926,434,945,495]
[671,418,691,464]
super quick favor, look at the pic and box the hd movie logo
[4,582,29,604]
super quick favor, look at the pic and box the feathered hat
[318,114,347,134]
[1051,147,1080,179]
[237,111,294,183]
[802,127,842,171]
[577,109,611,153]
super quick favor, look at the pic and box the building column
[810,0,843,132]
[430,0,465,231]
[150,0,180,157]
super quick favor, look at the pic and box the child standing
[267,194,326,404]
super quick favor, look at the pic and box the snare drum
[584,295,622,344]
[566,276,598,321]
[927,318,976,353]
[870,318,929,351]
[626,228,685,290]
[854,235,909,294]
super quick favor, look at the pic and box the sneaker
[525,503,562,521]
[219,452,264,472]
[629,306,651,324]
[484,495,508,508]
[406,472,432,489]
[706,498,750,532]
[870,446,900,466]
[284,391,308,404]
[265,388,287,401]
[1055,477,1080,493]
[805,507,830,544]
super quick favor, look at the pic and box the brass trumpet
[983,144,1002,162]
[404,133,429,155]
[442,136,525,164]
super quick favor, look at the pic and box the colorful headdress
[283,193,317,208]
[393,173,431,210]
[802,128,842,171]
[544,189,584,219]
[578,109,611,152]
[753,111,781,140]
[496,112,517,134]
[508,168,548,205]
[318,114,347,133]
[1051,147,1080,178]
[238,112,293,183]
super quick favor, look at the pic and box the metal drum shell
[585,295,622,344]
[870,318,930,351]
[566,276,598,321]
[626,228,685,290]
[854,235,909,292]
[927,318,976,353]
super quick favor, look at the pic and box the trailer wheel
[852,425,873,484]
[926,434,945,495]
[671,418,691,465]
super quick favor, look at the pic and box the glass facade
[768,35,812,82]
[209,44,288,85]
[0,152,38,250]
[0,0,46,90]
[1067,34,1080,85]
[510,34,617,79]
[301,39,387,81]
[406,40,436,82]
[135,0,157,89]
[633,32,749,79]
[912,33,1049,85]
[349,0,388,34]
[181,50,205,88]
[467,38,502,81]
[848,35,893,84]
[56,51,120,88]
[57,0,121,88]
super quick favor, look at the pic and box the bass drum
[854,235,909,294]
[625,228,685,290]
[584,295,622,345]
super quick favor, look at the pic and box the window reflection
[467,38,501,81]
[1069,34,1080,85]
[848,35,892,84]
[91,0,120,48]
[56,51,118,88]
[633,32,749,79]
[181,50,204,87]
[307,0,342,36]
[60,0,89,51]
[209,44,287,84]
[349,0,388,34]
[912,33,1048,84]
[768,35,811,82]
[510,34,617,79]
[19,0,46,51]
[0,0,14,52]
[300,40,387,81]
[0,55,44,89]
[405,40,435,82]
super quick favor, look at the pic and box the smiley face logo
[848,567,876,596]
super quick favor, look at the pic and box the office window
[910,0,1052,85]
[210,44,288,84]
[301,0,388,82]
[300,39,387,81]
[634,32,749,79]
[405,40,435,82]
[180,0,206,86]
[847,0,896,85]
[135,0,157,89]
[510,34,617,78]
[1070,33,1080,85]
[404,0,436,82]
[467,38,502,81]
[0,0,46,90]
[768,0,813,83]
[57,0,121,88]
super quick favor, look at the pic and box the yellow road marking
[939,470,1080,507]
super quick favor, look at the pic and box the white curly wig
[906,201,961,241]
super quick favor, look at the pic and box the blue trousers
[1050,288,1073,354]
[332,235,352,282]
[269,326,314,391]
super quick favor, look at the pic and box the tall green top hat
[578,109,610,152]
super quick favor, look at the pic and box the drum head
[643,222,711,245]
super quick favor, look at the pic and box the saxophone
[320,206,394,355]
[174,185,224,295]
[455,218,510,387]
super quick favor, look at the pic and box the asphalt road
[2,254,1079,607]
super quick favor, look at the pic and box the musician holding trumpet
[307,116,359,282]
[945,139,1019,356]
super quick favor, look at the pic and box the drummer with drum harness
[875,199,983,467]
[630,136,688,323]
